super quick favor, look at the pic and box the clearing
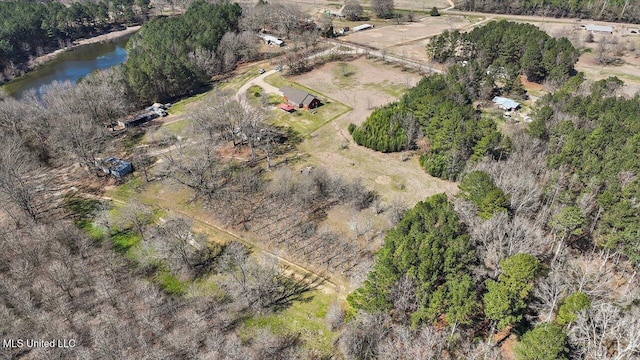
[280,57,458,207]
[342,14,480,63]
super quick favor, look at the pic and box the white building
[257,33,284,46]
[353,24,374,32]
[585,24,613,34]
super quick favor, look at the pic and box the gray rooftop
[492,96,520,110]
[586,24,613,33]
[280,86,318,107]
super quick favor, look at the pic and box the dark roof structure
[101,157,133,178]
[280,86,320,108]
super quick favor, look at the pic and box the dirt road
[101,195,340,293]
[236,69,281,105]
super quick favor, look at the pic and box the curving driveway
[236,69,281,106]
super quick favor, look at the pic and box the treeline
[0,0,148,82]
[457,0,640,23]
[350,74,509,180]
[532,76,640,266]
[124,0,246,102]
[428,20,579,84]
[347,194,478,328]
[343,194,573,359]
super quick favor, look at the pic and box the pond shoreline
[27,25,141,71]
[0,25,141,90]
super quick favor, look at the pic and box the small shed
[492,96,520,111]
[585,24,613,33]
[101,157,133,178]
[280,86,321,109]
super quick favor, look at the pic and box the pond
[2,33,133,98]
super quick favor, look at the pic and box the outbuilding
[585,24,613,34]
[257,33,284,46]
[492,96,521,111]
[100,157,133,178]
[353,24,374,32]
[280,86,321,109]
[118,112,158,128]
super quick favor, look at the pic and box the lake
[2,34,132,98]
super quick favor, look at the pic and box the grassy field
[265,73,352,135]
[168,91,210,115]
[242,291,338,356]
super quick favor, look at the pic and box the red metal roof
[278,103,296,112]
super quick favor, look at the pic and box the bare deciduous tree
[343,0,364,21]
[220,242,320,311]
[0,135,46,221]
[371,0,394,18]
[113,200,155,241]
[570,303,640,360]
[339,312,390,360]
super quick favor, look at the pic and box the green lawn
[222,65,266,91]
[156,269,189,296]
[169,91,211,115]
[162,118,191,136]
[111,176,144,199]
[265,73,352,135]
[242,291,337,356]
[272,102,351,135]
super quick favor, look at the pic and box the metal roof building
[585,24,613,33]
[257,33,284,46]
[100,157,133,178]
[353,24,373,32]
[492,96,520,111]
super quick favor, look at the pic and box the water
[2,34,133,98]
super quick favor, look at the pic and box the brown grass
[288,57,458,209]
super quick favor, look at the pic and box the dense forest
[343,20,639,360]
[123,0,243,102]
[350,20,579,181]
[428,20,580,84]
[457,0,640,23]
[0,0,147,83]
[350,72,509,180]
[532,76,640,266]
[342,77,640,357]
